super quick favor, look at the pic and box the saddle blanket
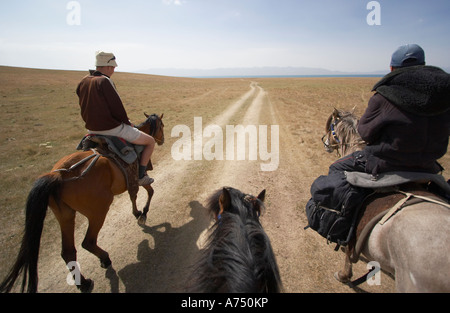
[345,171,450,195]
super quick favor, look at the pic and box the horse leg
[51,202,93,293]
[81,212,112,269]
[130,192,142,219]
[334,247,353,283]
[138,185,154,226]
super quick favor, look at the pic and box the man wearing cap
[77,51,155,186]
[330,43,450,176]
[305,44,450,245]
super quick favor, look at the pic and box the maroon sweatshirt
[76,70,131,131]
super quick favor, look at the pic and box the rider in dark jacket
[306,44,450,245]
[332,44,450,176]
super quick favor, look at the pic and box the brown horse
[0,113,164,293]
[322,109,450,292]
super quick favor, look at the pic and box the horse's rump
[349,183,450,263]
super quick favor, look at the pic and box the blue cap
[390,44,425,68]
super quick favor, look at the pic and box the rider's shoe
[138,175,154,186]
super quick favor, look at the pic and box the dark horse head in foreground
[188,187,282,293]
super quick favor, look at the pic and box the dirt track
[34,81,395,293]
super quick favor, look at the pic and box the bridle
[322,117,341,153]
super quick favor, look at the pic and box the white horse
[322,108,450,292]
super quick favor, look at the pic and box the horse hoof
[78,279,94,293]
[334,271,350,283]
[138,215,147,226]
[101,258,112,269]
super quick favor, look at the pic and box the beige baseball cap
[95,51,118,67]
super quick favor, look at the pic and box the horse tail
[0,173,62,293]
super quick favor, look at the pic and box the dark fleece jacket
[358,66,450,175]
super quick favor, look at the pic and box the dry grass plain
[0,66,449,293]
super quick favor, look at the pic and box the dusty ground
[4,67,448,293]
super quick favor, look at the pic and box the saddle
[76,134,151,196]
[77,134,144,165]
[345,171,450,263]
[345,171,450,195]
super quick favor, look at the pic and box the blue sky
[0,0,449,73]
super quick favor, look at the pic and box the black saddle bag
[305,171,371,246]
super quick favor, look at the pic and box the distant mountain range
[138,65,450,78]
[137,66,389,78]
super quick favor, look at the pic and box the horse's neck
[339,123,366,156]
[341,136,365,156]
[138,123,150,135]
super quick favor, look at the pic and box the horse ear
[160,113,164,119]
[257,189,266,202]
[332,107,340,118]
[144,112,149,118]
[219,188,231,215]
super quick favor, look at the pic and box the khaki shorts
[89,123,142,143]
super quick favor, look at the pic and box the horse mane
[335,111,359,142]
[136,114,159,136]
[188,188,281,293]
